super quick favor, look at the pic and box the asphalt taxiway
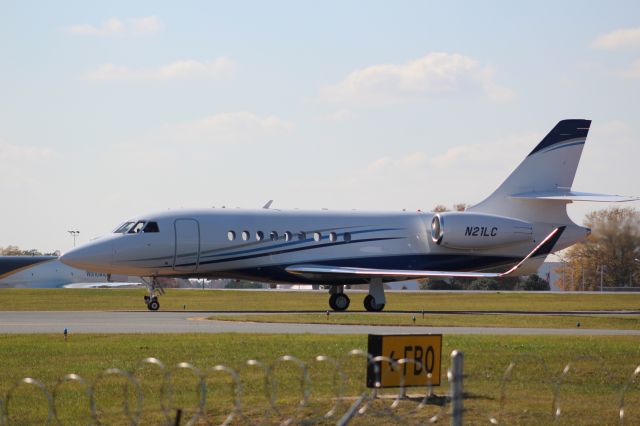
[0,311,639,335]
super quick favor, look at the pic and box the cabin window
[143,221,160,233]
[242,231,250,241]
[128,221,146,234]
[313,232,322,242]
[329,232,337,242]
[344,232,352,242]
[256,231,264,241]
[270,231,279,241]
[227,231,236,241]
[284,231,292,242]
[114,222,134,234]
[298,231,306,241]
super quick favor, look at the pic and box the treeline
[556,207,640,289]
[418,275,550,291]
[0,246,59,256]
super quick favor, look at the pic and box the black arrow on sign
[388,351,398,372]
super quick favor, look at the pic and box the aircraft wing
[286,227,565,281]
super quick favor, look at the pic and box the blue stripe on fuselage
[176,237,402,267]
[198,227,404,260]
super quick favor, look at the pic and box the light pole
[67,230,80,247]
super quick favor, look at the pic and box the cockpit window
[143,221,159,233]
[113,222,135,234]
[128,221,146,234]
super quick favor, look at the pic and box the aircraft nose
[60,240,113,272]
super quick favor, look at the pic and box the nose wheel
[142,277,165,311]
[144,295,160,311]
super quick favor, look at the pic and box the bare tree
[432,203,471,213]
[555,207,640,289]
[453,203,470,212]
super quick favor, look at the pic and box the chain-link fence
[2,349,640,425]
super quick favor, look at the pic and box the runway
[0,311,639,335]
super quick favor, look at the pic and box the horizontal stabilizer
[510,190,639,202]
[286,227,565,280]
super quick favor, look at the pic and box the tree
[431,203,471,213]
[0,246,45,256]
[516,274,550,291]
[555,207,640,290]
[468,278,501,290]
[418,278,462,290]
[431,205,449,213]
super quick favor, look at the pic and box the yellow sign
[367,334,442,388]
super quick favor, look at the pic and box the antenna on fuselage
[262,200,274,209]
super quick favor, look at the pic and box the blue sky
[1,1,639,252]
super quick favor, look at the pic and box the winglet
[262,200,274,209]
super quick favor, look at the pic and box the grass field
[1,334,640,425]
[1,288,640,312]
[2,290,640,423]
[208,312,640,330]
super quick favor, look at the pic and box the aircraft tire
[364,295,385,312]
[329,293,350,311]
[148,299,160,311]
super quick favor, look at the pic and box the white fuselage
[60,208,586,284]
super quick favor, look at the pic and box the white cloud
[0,140,60,190]
[620,59,640,78]
[306,132,536,211]
[323,109,356,122]
[86,57,236,81]
[0,141,56,161]
[320,52,514,105]
[96,112,293,200]
[128,16,164,34]
[65,16,164,37]
[592,27,640,50]
[169,112,293,144]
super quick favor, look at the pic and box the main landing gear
[329,287,350,311]
[327,279,387,312]
[142,277,165,311]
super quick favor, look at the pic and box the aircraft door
[174,219,200,273]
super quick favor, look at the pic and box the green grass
[208,312,640,330]
[1,334,640,425]
[1,288,640,312]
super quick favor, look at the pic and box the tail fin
[469,119,591,223]
[470,119,638,223]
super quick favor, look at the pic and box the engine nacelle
[431,212,533,250]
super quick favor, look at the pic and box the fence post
[450,350,464,426]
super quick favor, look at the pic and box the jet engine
[431,212,533,250]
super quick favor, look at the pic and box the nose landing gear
[142,277,165,311]
[144,295,160,311]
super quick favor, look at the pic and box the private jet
[60,120,637,311]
